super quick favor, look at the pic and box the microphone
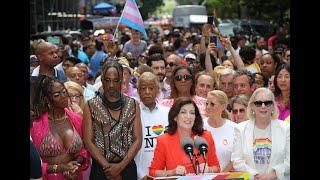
[181,137,197,175]
[194,137,208,161]
[195,137,209,174]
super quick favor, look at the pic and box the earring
[47,102,52,109]
[271,111,274,116]
[251,111,255,115]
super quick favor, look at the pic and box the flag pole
[113,0,127,41]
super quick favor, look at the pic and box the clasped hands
[61,161,81,180]
[103,163,124,180]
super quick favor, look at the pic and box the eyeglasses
[174,74,192,81]
[167,62,176,67]
[232,108,246,114]
[69,94,82,99]
[51,88,68,98]
[253,100,273,107]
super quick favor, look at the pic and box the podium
[147,172,249,180]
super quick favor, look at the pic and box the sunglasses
[174,74,192,81]
[253,100,273,107]
[232,108,246,114]
[167,62,176,67]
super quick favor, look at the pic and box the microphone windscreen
[181,136,194,150]
[194,136,208,149]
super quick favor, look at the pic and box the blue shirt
[89,50,107,78]
[68,50,90,64]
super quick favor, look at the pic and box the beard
[157,74,165,82]
[104,88,121,101]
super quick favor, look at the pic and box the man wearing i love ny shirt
[134,72,170,180]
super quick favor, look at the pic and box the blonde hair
[64,81,85,110]
[207,90,229,119]
[247,87,279,120]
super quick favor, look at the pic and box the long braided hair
[31,75,57,120]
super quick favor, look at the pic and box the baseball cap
[184,53,196,62]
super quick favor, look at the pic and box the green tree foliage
[206,0,240,18]
[204,0,289,21]
[139,0,164,20]
[176,0,202,5]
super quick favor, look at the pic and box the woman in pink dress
[274,64,290,120]
[30,75,89,179]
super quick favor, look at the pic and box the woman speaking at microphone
[149,97,220,177]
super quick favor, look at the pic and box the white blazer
[231,119,290,180]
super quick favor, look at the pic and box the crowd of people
[30,20,290,180]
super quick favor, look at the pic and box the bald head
[35,41,57,55]
[167,54,182,65]
[165,54,182,78]
[138,72,160,90]
[34,41,59,68]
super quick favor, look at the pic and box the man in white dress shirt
[134,72,170,179]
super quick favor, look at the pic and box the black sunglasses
[174,74,192,81]
[253,100,273,107]
[167,62,176,67]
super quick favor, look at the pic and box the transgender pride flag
[119,0,148,39]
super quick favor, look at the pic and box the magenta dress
[30,108,89,179]
[275,96,290,120]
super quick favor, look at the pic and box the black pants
[90,159,137,180]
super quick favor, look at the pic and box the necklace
[100,93,123,111]
[49,112,68,124]
[55,115,67,122]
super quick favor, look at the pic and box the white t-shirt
[253,124,272,174]
[203,118,236,171]
[134,103,170,179]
